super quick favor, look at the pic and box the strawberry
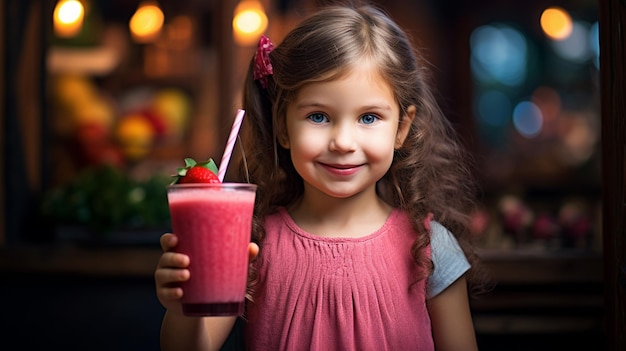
[173,158,221,184]
[180,166,220,184]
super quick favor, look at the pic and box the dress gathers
[244,207,463,351]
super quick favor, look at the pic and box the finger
[157,252,190,269]
[157,286,184,301]
[160,233,177,252]
[155,267,190,286]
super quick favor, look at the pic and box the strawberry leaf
[199,159,219,175]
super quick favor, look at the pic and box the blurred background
[0,0,614,350]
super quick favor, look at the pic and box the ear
[278,133,290,149]
[275,115,290,149]
[395,105,415,149]
[277,124,290,149]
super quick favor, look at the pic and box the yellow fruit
[74,97,116,130]
[115,114,155,160]
[52,74,98,107]
[51,74,107,136]
[151,88,191,138]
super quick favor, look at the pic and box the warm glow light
[53,0,85,38]
[540,7,573,40]
[130,1,165,43]
[233,1,268,46]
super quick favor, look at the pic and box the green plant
[41,165,171,235]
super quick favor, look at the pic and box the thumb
[249,242,259,261]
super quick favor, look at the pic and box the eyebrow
[293,101,393,112]
[293,102,325,110]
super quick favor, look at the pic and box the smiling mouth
[319,163,363,176]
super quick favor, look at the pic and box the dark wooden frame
[600,0,626,349]
[0,0,5,247]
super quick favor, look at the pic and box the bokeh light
[233,1,268,46]
[541,7,573,40]
[551,21,592,63]
[470,24,528,87]
[513,101,543,138]
[53,0,85,38]
[129,1,165,43]
[589,21,600,69]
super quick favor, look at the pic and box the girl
[156,3,484,350]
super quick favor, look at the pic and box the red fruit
[174,157,221,184]
[141,108,167,137]
[179,166,220,184]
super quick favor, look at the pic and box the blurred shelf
[472,248,604,338]
[477,248,603,285]
[0,245,161,277]
[474,315,602,334]
[47,46,121,75]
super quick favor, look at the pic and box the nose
[329,122,357,153]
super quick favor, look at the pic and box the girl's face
[282,62,414,200]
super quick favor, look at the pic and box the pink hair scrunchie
[253,35,275,89]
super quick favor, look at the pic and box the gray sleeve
[426,221,471,299]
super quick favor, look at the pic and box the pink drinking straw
[217,109,246,182]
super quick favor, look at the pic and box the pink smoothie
[167,183,256,316]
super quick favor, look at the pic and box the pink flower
[253,35,274,88]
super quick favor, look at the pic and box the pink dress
[245,208,434,350]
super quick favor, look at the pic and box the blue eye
[360,114,378,125]
[308,113,328,124]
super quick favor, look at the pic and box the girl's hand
[154,233,190,315]
[154,233,261,314]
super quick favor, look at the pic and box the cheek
[289,130,324,160]
[366,145,395,171]
[361,130,397,161]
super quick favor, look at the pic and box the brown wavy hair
[234,3,486,300]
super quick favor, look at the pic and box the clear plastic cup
[166,183,257,316]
